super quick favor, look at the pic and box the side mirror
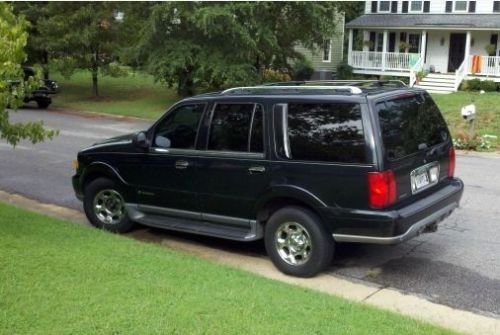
[133,131,149,149]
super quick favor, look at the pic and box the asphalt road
[1,107,499,318]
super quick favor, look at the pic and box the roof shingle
[346,14,500,29]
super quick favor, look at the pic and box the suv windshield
[376,92,449,160]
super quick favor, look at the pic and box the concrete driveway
[1,107,499,318]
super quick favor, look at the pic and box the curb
[51,107,154,123]
[1,190,498,335]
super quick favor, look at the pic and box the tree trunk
[43,51,49,80]
[91,49,99,96]
[177,69,194,96]
[92,69,98,96]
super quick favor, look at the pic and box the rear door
[374,92,453,203]
[196,102,270,220]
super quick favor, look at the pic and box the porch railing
[409,57,424,87]
[469,55,500,77]
[350,51,420,72]
[455,58,468,91]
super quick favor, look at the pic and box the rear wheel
[36,99,50,109]
[265,206,334,277]
[83,178,135,233]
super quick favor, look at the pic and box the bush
[261,68,291,84]
[292,59,314,81]
[481,80,498,92]
[460,79,498,92]
[336,63,353,80]
[453,131,496,151]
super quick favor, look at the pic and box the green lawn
[0,202,456,335]
[432,92,500,147]
[51,71,178,119]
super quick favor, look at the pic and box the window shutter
[402,1,409,13]
[490,34,498,56]
[391,1,398,13]
[445,1,453,13]
[494,1,500,12]
[469,1,476,12]
[423,1,431,12]
[371,1,378,13]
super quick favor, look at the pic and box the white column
[382,30,388,71]
[465,31,471,71]
[348,29,353,66]
[420,30,427,64]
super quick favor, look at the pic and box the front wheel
[265,206,334,277]
[83,178,135,233]
[36,99,51,109]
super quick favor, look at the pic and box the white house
[346,0,500,92]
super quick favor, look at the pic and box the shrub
[480,80,498,92]
[292,59,314,81]
[261,68,291,84]
[453,131,496,151]
[460,79,498,92]
[336,63,353,80]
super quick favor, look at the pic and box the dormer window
[379,1,391,12]
[454,1,468,12]
[410,1,423,12]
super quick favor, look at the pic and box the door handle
[248,166,266,174]
[175,160,189,169]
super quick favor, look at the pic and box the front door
[448,33,466,72]
[137,103,207,213]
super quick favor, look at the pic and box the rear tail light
[448,147,456,178]
[368,170,397,209]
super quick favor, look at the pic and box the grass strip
[0,201,456,335]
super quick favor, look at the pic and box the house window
[454,1,468,12]
[410,1,423,12]
[379,1,391,12]
[322,39,331,62]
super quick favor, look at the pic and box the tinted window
[208,104,263,152]
[154,104,205,149]
[377,93,449,160]
[287,103,366,163]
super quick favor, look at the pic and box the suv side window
[154,104,206,149]
[208,103,264,153]
[286,103,366,163]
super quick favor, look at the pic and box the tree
[37,2,125,96]
[136,2,341,96]
[12,1,51,79]
[0,3,57,146]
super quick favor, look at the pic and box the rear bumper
[329,178,464,245]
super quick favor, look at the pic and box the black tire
[37,99,51,109]
[83,177,135,233]
[264,206,334,277]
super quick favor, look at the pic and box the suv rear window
[376,93,450,160]
[286,103,366,163]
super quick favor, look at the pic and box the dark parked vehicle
[8,67,59,109]
[72,81,464,277]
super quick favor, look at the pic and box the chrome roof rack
[262,80,408,88]
[221,85,363,95]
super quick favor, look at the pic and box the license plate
[410,162,440,194]
[413,172,429,190]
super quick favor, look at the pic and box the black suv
[72,81,464,277]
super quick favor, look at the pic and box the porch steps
[414,73,456,94]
